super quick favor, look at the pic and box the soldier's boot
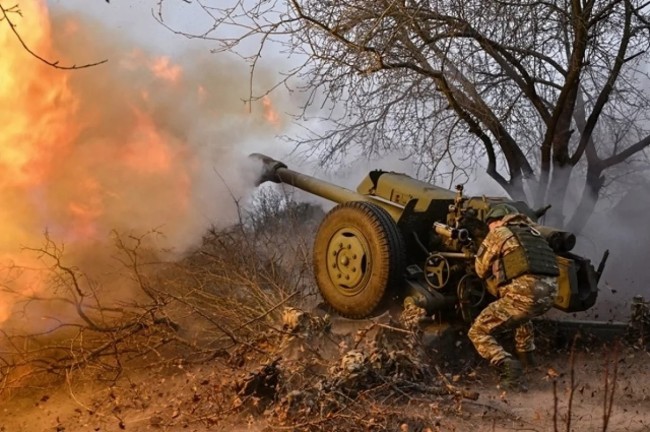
[516,350,537,370]
[497,357,528,392]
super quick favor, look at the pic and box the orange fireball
[0,1,195,324]
[0,0,288,326]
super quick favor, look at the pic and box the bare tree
[158,0,650,230]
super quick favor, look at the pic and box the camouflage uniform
[468,214,557,365]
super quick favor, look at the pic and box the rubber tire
[313,201,406,319]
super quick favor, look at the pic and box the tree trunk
[566,166,605,234]
[544,163,573,228]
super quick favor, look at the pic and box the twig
[553,380,559,432]
[375,323,412,334]
[234,290,299,331]
[602,341,619,432]
[65,369,95,414]
[434,365,480,400]
[0,4,108,69]
[464,400,523,421]
[566,335,579,432]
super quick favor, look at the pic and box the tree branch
[0,3,107,70]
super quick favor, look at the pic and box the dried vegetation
[0,191,648,431]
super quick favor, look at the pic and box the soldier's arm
[475,235,498,278]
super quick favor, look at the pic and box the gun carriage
[251,153,608,322]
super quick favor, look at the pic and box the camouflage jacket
[475,214,533,280]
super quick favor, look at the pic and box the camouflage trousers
[468,275,557,365]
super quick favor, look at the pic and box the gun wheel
[457,274,487,309]
[457,274,488,322]
[313,201,405,319]
[424,253,450,289]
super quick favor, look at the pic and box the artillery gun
[250,153,609,323]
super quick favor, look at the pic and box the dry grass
[0,189,322,396]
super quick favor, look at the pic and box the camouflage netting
[229,305,478,431]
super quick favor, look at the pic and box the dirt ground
[1,314,649,432]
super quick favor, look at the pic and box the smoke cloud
[578,183,650,320]
[0,2,292,324]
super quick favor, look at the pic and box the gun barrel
[250,153,288,186]
[249,153,403,220]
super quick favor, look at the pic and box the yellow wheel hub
[325,228,369,293]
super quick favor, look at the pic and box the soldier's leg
[510,276,556,367]
[469,298,528,391]
[514,321,535,353]
[468,298,514,365]
[514,321,538,369]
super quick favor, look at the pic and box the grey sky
[46,0,212,53]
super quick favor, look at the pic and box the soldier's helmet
[485,203,519,224]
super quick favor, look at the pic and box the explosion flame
[0,1,286,324]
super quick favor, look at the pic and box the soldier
[468,204,559,391]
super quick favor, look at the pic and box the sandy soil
[462,349,650,432]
